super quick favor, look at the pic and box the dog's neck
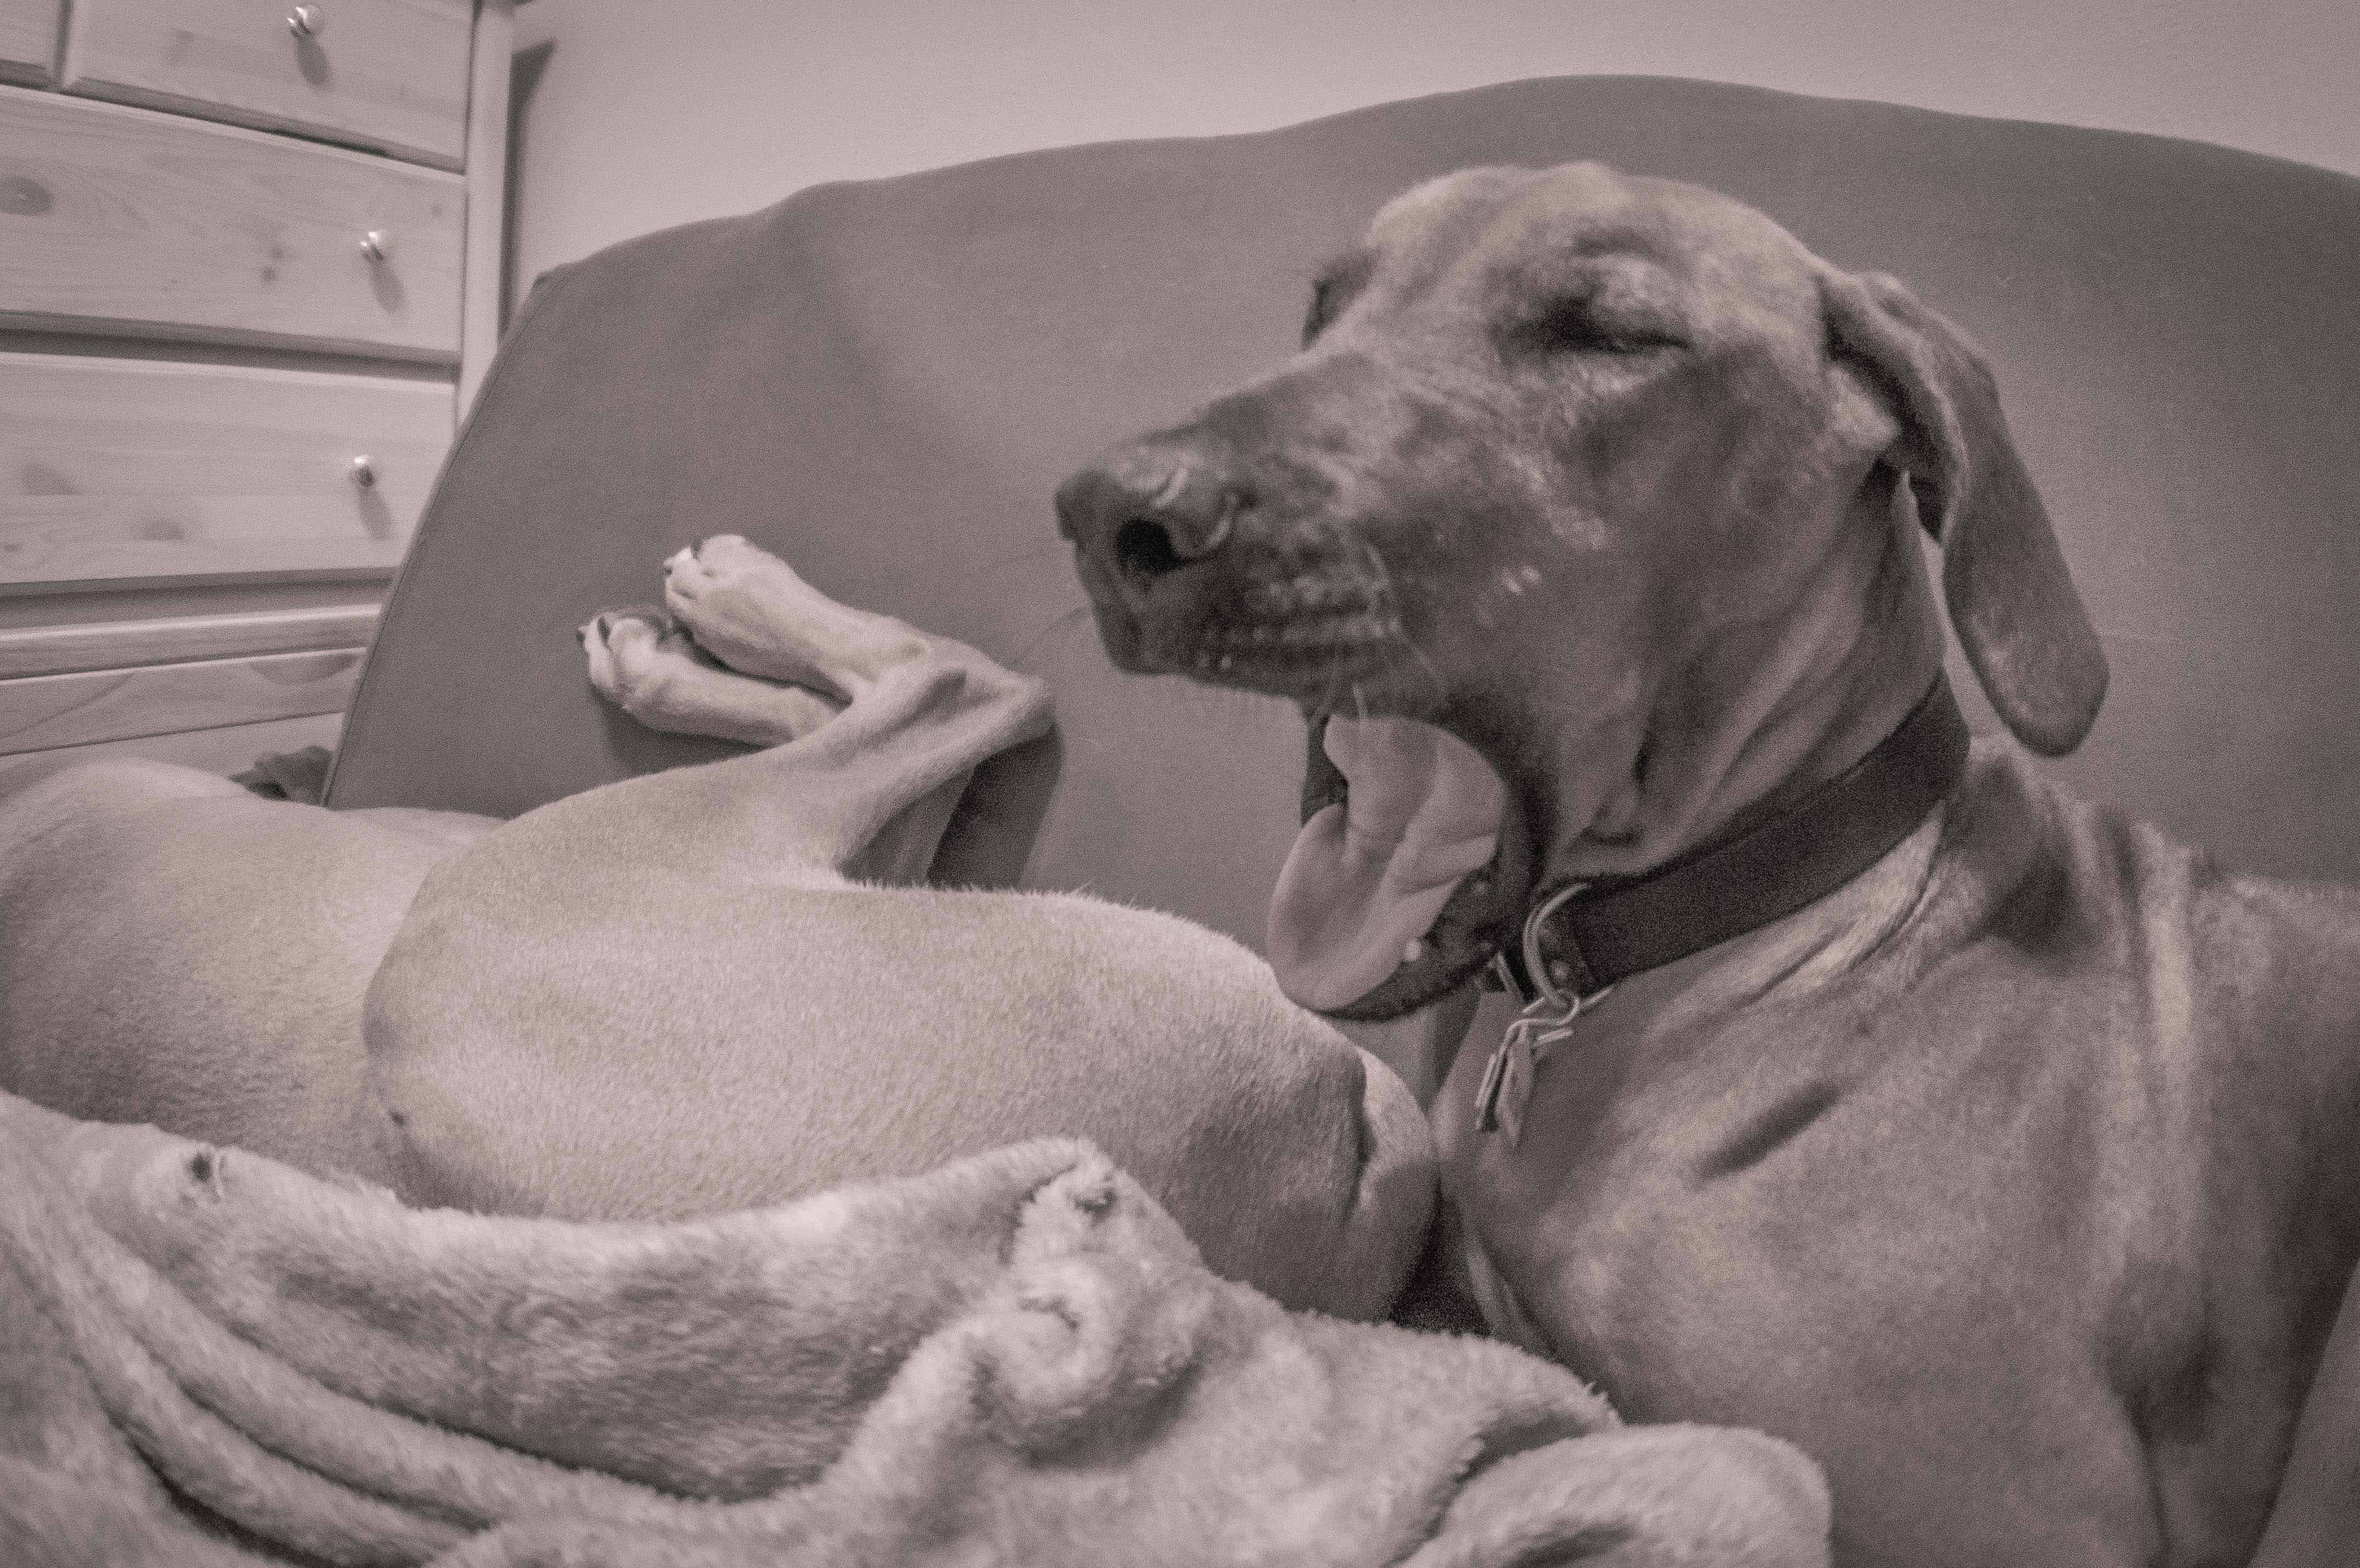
[1515,469,1947,894]
[1496,670,1967,1001]
[1536,793,1953,1046]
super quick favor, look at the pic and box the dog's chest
[1432,1011,2172,1564]
[1425,895,2340,1567]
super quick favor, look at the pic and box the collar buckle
[1521,880,1605,1002]
[1483,880,1606,1004]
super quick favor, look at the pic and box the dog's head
[1057,162,2105,1018]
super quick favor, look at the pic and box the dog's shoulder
[1943,743,2360,1044]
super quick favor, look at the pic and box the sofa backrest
[328,74,2360,953]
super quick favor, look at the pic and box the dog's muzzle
[1060,430,1532,1020]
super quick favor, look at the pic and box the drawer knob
[359,229,391,262]
[350,456,376,489]
[287,6,324,38]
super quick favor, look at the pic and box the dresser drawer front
[0,351,451,587]
[0,645,365,753]
[0,0,60,84]
[0,86,463,359]
[65,0,473,168]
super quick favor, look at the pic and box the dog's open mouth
[1097,580,1538,1020]
[1267,711,1531,1019]
[1069,519,1537,1018]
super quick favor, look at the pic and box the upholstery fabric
[328,74,2360,950]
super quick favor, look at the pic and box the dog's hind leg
[362,537,1055,1216]
[555,535,1052,888]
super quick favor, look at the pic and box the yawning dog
[1058,161,2360,1567]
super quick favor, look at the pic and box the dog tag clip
[1476,994,1583,1145]
[1476,882,1613,1146]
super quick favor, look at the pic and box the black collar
[1491,674,1971,1004]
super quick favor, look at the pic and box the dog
[0,536,1431,1321]
[1056,161,2360,1566]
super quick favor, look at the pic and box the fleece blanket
[0,1092,1829,1567]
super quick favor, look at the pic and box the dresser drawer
[0,0,60,85]
[0,351,451,587]
[0,85,463,359]
[64,0,473,169]
[0,645,365,753]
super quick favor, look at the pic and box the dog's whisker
[1402,637,1449,705]
[1007,602,1097,667]
[981,542,1085,572]
[1354,535,1397,602]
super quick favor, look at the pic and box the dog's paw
[580,604,689,716]
[662,534,799,604]
[664,535,926,693]
[580,604,840,744]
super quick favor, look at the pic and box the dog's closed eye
[1502,293,1685,359]
[1303,250,1377,346]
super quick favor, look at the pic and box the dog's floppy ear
[1819,269,2107,755]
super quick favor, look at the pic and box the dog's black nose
[1057,446,1246,599]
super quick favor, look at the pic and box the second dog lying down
[0,537,1430,1320]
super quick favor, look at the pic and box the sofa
[327,72,2360,950]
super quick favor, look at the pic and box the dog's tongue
[1268,716,1505,1012]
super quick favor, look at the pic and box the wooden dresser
[0,0,515,782]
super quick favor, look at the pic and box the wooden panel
[0,0,60,85]
[65,0,472,169]
[0,602,379,678]
[0,86,464,359]
[0,707,342,785]
[459,0,514,418]
[0,645,363,753]
[0,351,451,587]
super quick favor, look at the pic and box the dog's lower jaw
[1287,652,1938,1021]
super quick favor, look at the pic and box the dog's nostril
[1114,517,1187,585]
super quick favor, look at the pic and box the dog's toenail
[1404,938,1425,962]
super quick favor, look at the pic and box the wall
[508,0,2359,301]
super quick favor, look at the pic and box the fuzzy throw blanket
[0,1090,1829,1566]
